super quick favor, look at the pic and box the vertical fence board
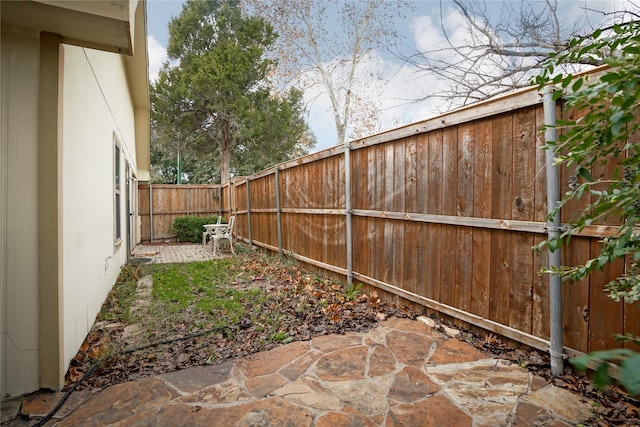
[440,127,458,306]
[372,145,386,283]
[509,107,536,333]
[383,144,394,284]
[471,118,492,318]
[404,137,418,294]
[562,238,591,353]
[426,130,443,302]
[392,140,406,288]
[456,123,474,312]
[415,134,429,297]
[588,243,624,351]
[489,114,513,325]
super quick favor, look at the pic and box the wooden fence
[139,184,222,241]
[224,83,639,357]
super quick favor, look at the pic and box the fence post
[218,185,222,219]
[246,178,252,245]
[344,142,353,285]
[149,184,154,242]
[228,181,233,217]
[275,167,283,255]
[542,84,564,376]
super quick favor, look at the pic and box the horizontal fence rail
[226,82,639,358]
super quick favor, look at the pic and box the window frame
[114,136,122,247]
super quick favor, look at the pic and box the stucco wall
[0,30,41,397]
[60,45,138,370]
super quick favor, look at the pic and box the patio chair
[213,215,235,256]
[202,215,222,247]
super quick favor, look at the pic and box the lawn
[65,249,415,391]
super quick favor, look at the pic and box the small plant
[344,282,362,301]
[269,331,292,343]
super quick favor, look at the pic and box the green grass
[98,263,140,323]
[144,259,264,329]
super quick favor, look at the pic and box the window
[115,142,121,244]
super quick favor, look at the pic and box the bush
[173,215,224,243]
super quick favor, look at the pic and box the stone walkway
[132,243,226,264]
[5,318,595,426]
[1,245,597,426]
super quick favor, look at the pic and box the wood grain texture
[137,88,635,356]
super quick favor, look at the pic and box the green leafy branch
[534,20,640,395]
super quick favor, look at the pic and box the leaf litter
[64,250,639,425]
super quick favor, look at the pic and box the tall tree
[152,0,314,184]
[401,0,637,110]
[242,0,411,145]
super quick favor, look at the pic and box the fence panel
[138,184,221,241]
[143,80,639,357]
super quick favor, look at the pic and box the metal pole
[149,184,154,242]
[344,142,353,285]
[542,84,564,376]
[275,167,283,255]
[246,178,252,245]
[177,149,182,185]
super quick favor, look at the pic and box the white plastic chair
[202,216,222,247]
[213,215,235,256]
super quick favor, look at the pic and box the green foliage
[534,20,640,394]
[571,347,640,396]
[534,20,640,301]
[151,0,314,184]
[173,215,223,243]
[344,282,363,301]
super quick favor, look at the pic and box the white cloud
[147,34,168,83]
[298,47,445,153]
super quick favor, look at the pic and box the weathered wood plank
[588,242,624,351]
[456,123,474,312]
[509,107,536,332]
[426,130,443,301]
[471,117,492,317]
[562,237,591,353]
[392,140,406,288]
[489,114,513,325]
[415,133,429,297]
[404,136,418,293]
[440,126,457,306]
[372,145,386,283]
[383,143,395,284]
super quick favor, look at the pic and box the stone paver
[4,318,600,426]
[132,243,228,264]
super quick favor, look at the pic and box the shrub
[173,215,224,243]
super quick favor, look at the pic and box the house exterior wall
[1,0,148,399]
[60,45,138,371]
[0,30,42,397]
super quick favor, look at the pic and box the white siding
[59,45,138,370]
[0,31,41,397]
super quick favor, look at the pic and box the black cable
[32,364,98,427]
[31,325,231,426]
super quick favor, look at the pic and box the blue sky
[146,0,628,153]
